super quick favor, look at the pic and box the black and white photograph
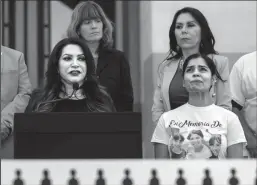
[0,0,256,182]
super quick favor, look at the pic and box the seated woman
[25,37,116,112]
[151,54,246,159]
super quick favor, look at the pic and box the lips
[69,70,81,75]
[191,80,203,83]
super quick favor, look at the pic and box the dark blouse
[169,66,189,110]
[52,98,88,112]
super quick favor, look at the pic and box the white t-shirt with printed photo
[151,103,247,159]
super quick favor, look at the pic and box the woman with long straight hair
[152,7,231,124]
[25,37,115,113]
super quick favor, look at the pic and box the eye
[187,23,195,27]
[78,56,86,61]
[185,68,193,72]
[199,67,208,72]
[83,20,91,25]
[63,56,72,61]
[95,18,102,23]
[175,25,182,29]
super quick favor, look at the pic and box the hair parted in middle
[66,1,113,49]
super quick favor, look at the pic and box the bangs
[80,4,101,21]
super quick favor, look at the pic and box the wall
[140,1,257,158]
[51,1,72,50]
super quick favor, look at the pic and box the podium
[14,112,142,159]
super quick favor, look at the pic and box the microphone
[35,83,80,112]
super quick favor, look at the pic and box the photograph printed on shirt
[167,119,226,159]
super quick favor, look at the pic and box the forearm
[227,143,244,158]
[154,143,169,158]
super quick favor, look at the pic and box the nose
[71,59,79,67]
[181,25,188,34]
[192,69,200,77]
[91,20,97,28]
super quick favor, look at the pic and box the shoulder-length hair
[166,7,218,61]
[66,1,113,49]
[31,37,114,112]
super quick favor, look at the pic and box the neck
[188,92,213,107]
[86,41,100,56]
[61,83,83,99]
[181,47,199,60]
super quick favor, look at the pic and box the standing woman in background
[152,7,231,124]
[66,1,134,112]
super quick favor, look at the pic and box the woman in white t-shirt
[151,54,246,159]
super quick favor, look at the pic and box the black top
[52,98,88,112]
[97,48,134,112]
[169,66,189,110]
[25,89,116,113]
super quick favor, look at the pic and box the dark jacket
[97,48,134,112]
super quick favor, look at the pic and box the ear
[182,80,185,87]
[212,76,217,84]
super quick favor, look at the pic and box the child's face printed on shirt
[210,139,221,156]
[183,57,213,93]
[189,133,203,149]
[172,139,182,149]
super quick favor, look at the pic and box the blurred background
[1,0,256,158]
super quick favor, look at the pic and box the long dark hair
[182,53,225,83]
[168,7,218,60]
[30,37,114,112]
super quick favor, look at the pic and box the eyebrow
[186,64,208,68]
[176,21,197,25]
[61,54,84,57]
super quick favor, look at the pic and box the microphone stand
[35,83,80,112]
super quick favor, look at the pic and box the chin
[89,36,102,42]
[179,44,196,49]
[68,78,83,84]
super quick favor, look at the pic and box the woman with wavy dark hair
[66,1,134,112]
[25,37,115,112]
[152,7,231,124]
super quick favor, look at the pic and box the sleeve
[151,114,170,145]
[119,53,134,111]
[215,56,232,110]
[151,66,165,124]
[1,53,32,141]
[229,61,245,107]
[227,114,247,147]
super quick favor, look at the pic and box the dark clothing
[97,48,134,112]
[169,66,188,110]
[170,149,186,159]
[25,89,116,113]
[53,99,88,112]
